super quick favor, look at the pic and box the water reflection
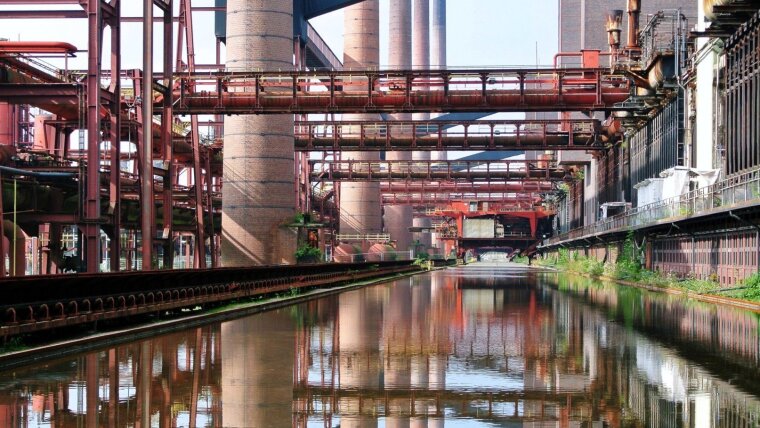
[0,264,759,427]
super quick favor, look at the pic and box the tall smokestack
[429,0,447,250]
[222,0,296,266]
[340,1,383,238]
[626,0,641,49]
[412,0,432,249]
[430,0,446,68]
[385,0,414,252]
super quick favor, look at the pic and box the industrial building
[3,2,760,427]
[0,0,758,285]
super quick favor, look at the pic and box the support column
[0,103,15,146]
[161,0,174,269]
[222,0,296,265]
[109,1,122,272]
[179,0,207,268]
[340,0,383,237]
[385,0,414,252]
[141,0,154,270]
[84,0,103,273]
[412,0,432,249]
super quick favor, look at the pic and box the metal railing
[639,9,689,73]
[335,233,391,243]
[544,167,760,246]
[305,22,343,71]
[338,251,415,263]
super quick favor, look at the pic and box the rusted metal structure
[294,119,602,151]
[173,68,631,114]
[3,0,758,285]
[310,159,569,181]
[0,260,417,338]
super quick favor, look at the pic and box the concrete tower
[222,0,296,266]
[429,0,447,250]
[412,0,432,248]
[430,0,446,69]
[340,0,384,237]
[385,0,415,252]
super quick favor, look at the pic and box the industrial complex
[0,0,756,282]
[1,1,760,426]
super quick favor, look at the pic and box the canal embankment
[0,261,439,369]
[533,250,760,312]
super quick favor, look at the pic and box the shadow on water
[0,262,758,426]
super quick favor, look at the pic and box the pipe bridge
[295,119,601,151]
[310,159,569,181]
[172,68,631,114]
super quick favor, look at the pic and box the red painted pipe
[0,103,14,146]
[0,41,78,55]
[179,88,631,114]
[381,182,554,192]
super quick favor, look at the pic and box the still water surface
[1,264,759,427]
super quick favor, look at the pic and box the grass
[0,337,27,354]
[720,272,760,302]
[512,255,529,265]
[537,247,723,297]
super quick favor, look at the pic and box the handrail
[545,167,760,246]
[305,22,343,71]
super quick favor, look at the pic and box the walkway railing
[335,233,391,243]
[544,167,760,246]
[339,251,415,263]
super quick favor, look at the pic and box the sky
[0,1,560,160]
[311,0,559,68]
[0,0,559,71]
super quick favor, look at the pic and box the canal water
[1,263,759,427]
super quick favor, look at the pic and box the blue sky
[0,1,559,70]
[312,0,559,68]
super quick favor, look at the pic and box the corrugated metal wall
[651,229,758,285]
[629,96,685,206]
[725,12,760,176]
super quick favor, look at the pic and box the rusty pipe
[0,41,77,55]
[606,10,624,52]
[626,0,641,49]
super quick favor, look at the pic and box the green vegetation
[295,244,322,263]
[538,231,724,297]
[719,272,760,302]
[556,182,570,199]
[0,337,27,354]
[512,255,529,265]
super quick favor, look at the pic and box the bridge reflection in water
[0,264,758,427]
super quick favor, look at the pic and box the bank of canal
[0,263,757,427]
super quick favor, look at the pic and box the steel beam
[108,0,121,272]
[380,181,554,193]
[173,68,631,115]
[83,0,102,273]
[161,0,174,269]
[141,0,154,270]
[381,193,543,205]
[294,119,600,151]
[310,159,568,181]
